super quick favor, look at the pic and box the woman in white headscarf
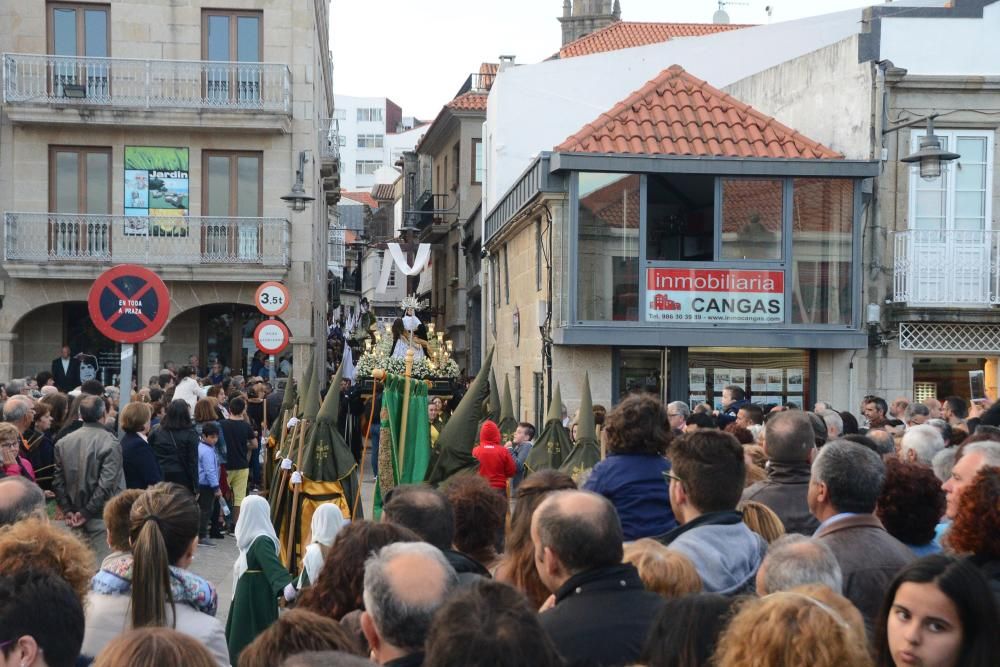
[297,503,347,589]
[224,494,295,664]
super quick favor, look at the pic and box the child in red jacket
[473,420,516,494]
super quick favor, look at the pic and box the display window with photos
[574,172,858,328]
[687,347,810,411]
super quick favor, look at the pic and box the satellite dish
[713,8,730,24]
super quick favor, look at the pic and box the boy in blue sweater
[197,422,222,546]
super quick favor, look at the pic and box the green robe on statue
[225,535,293,663]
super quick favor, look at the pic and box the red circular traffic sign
[254,319,290,355]
[255,281,290,317]
[87,265,170,344]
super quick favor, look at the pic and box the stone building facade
[0,0,338,384]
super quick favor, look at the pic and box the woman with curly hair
[443,474,507,573]
[945,466,1000,602]
[875,554,1000,667]
[583,393,676,540]
[494,469,576,607]
[296,520,420,621]
[714,584,872,667]
[876,458,946,557]
[0,516,94,606]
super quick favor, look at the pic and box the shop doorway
[200,304,269,377]
[912,356,995,402]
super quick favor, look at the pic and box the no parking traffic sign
[254,319,291,355]
[87,265,170,344]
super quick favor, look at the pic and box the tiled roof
[559,21,752,58]
[447,91,489,112]
[340,191,377,208]
[371,183,396,202]
[479,62,498,90]
[555,65,842,160]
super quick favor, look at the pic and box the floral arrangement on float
[354,295,460,381]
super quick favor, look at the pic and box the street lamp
[281,150,316,212]
[896,115,960,181]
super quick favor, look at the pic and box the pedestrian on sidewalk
[197,423,223,547]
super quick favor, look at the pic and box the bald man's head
[531,490,624,575]
[363,542,457,654]
[0,476,46,527]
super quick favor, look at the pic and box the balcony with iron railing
[892,229,1000,307]
[319,117,342,164]
[3,212,289,280]
[2,53,291,129]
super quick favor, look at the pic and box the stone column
[291,337,317,388]
[139,335,165,388]
[0,333,17,383]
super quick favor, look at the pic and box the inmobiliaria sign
[646,268,784,324]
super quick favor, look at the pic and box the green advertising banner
[124,146,189,237]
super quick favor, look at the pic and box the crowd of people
[1,354,999,666]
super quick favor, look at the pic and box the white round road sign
[255,281,290,317]
[254,319,290,355]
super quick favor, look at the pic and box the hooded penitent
[426,347,494,486]
[524,383,571,473]
[372,369,431,518]
[560,372,602,483]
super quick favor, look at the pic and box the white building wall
[485,8,867,207]
[881,2,1000,75]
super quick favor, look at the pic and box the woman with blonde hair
[739,500,786,544]
[714,584,872,667]
[622,538,702,599]
[92,627,217,667]
[494,469,576,607]
[82,483,229,666]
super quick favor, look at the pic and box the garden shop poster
[124,146,189,236]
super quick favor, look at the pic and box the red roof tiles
[559,21,752,58]
[447,91,489,112]
[478,62,498,90]
[340,191,377,208]
[371,183,396,202]
[555,65,842,160]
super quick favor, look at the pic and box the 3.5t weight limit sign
[88,265,170,344]
[255,281,290,317]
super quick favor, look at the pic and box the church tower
[559,0,621,46]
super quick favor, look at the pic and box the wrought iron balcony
[3,53,291,114]
[4,212,289,268]
[893,229,1000,307]
[319,117,342,162]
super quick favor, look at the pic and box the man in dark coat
[532,490,663,667]
[51,345,81,393]
[742,410,820,535]
[809,440,914,637]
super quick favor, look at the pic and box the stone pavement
[190,478,377,622]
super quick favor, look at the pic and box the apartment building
[0,0,338,384]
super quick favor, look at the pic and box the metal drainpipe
[866,60,891,397]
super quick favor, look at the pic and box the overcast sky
[330,0,883,119]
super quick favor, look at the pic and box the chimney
[498,55,516,72]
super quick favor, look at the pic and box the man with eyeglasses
[666,401,689,434]
[656,430,767,595]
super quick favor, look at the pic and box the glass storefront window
[577,173,640,321]
[617,348,666,400]
[720,178,783,261]
[688,347,810,410]
[646,173,715,262]
[791,179,853,325]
